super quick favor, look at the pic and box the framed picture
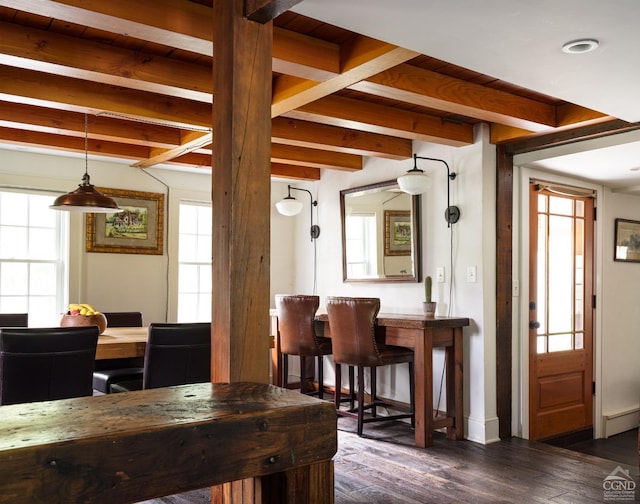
[614,218,640,262]
[384,210,412,256]
[86,188,164,255]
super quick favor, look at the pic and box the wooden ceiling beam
[271,144,362,171]
[271,117,412,160]
[270,163,321,180]
[0,101,182,148]
[272,27,340,81]
[272,37,419,117]
[245,0,303,24]
[0,0,214,56]
[350,63,557,132]
[285,94,474,146]
[132,131,212,168]
[0,65,211,129]
[0,20,212,102]
[0,126,151,159]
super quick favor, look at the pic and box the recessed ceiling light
[562,39,599,54]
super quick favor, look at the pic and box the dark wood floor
[139,420,638,503]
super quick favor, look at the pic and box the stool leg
[349,365,355,411]
[282,354,289,388]
[317,355,324,400]
[357,366,365,436]
[299,356,307,394]
[334,362,342,410]
[371,366,377,418]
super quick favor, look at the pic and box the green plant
[424,275,432,303]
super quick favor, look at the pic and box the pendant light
[50,114,120,213]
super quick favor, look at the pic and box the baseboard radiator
[603,407,639,438]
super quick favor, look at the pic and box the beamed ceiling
[0,1,624,181]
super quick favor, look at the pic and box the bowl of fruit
[60,303,107,334]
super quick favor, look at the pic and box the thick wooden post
[212,0,272,385]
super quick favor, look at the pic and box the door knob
[529,320,540,329]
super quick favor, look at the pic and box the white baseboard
[465,415,500,444]
[603,407,639,438]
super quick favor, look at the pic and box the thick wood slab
[0,382,337,503]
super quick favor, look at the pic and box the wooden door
[528,183,594,441]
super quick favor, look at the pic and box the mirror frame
[340,179,421,283]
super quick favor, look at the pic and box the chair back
[275,295,322,356]
[103,311,143,328]
[0,326,99,405]
[326,297,382,367]
[143,322,211,389]
[0,313,28,327]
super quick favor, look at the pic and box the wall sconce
[275,185,320,241]
[398,154,460,227]
[50,114,120,212]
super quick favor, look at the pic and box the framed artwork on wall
[384,210,412,256]
[86,188,164,255]
[614,218,640,262]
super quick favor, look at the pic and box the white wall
[273,124,499,444]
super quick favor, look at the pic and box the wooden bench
[0,382,337,503]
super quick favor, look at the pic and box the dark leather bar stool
[275,294,333,399]
[327,296,415,436]
[92,311,145,394]
[110,322,211,392]
[0,326,98,405]
[0,313,28,327]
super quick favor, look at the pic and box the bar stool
[275,294,333,399]
[327,296,415,436]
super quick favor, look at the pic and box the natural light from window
[177,202,211,322]
[0,190,68,326]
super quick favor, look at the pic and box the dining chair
[109,322,211,392]
[327,296,415,436]
[275,294,333,399]
[92,311,145,394]
[0,313,28,327]
[0,326,99,405]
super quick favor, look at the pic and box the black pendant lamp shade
[50,114,119,213]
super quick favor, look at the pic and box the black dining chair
[0,313,28,327]
[92,311,145,394]
[0,326,99,405]
[110,322,211,393]
[327,296,415,436]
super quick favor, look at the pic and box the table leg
[413,328,433,448]
[445,327,464,440]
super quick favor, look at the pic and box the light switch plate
[466,266,477,283]
[436,267,445,283]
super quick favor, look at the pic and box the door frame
[513,166,604,440]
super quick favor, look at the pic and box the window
[0,190,68,326]
[345,213,377,278]
[177,202,211,322]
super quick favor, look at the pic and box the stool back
[275,295,322,356]
[326,297,381,367]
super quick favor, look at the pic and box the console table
[0,382,336,503]
[271,311,469,448]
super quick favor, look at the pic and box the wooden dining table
[270,310,470,448]
[95,326,148,360]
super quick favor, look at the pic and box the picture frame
[384,210,412,256]
[86,188,164,255]
[614,218,640,262]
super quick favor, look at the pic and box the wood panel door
[528,183,594,441]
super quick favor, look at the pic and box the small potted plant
[423,275,436,317]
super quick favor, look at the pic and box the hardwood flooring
[139,419,639,503]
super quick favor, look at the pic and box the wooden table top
[95,326,147,360]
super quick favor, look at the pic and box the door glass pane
[538,193,547,212]
[548,215,573,333]
[575,332,584,350]
[537,214,547,335]
[549,195,573,216]
[548,333,572,352]
[575,200,584,217]
[537,335,547,353]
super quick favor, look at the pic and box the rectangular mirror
[340,179,421,283]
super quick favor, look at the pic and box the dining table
[270,310,470,448]
[95,326,148,360]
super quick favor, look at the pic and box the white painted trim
[604,407,639,438]
[466,415,500,444]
